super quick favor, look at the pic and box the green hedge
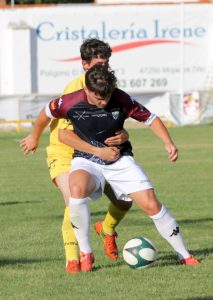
[7,0,93,4]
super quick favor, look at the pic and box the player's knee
[147,203,161,216]
[145,198,161,216]
[70,184,87,198]
[142,191,161,216]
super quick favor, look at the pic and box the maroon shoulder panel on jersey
[48,89,86,119]
[113,89,151,122]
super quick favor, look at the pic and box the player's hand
[96,146,120,162]
[165,142,178,162]
[20,134,39,155]
[104,129,129,146]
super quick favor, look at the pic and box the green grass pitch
[0,124,212,300]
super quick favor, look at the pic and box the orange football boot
[181,255,200,266]
[95,221,119,260]
[66,260,81,273]
[80,252,94,272]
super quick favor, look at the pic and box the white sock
[150,205,190,259]
[69,197,92,254]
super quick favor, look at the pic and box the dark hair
[85,64,117,99]
[80,38,112,63]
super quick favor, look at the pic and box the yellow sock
[62,207,79,263]
[102,203,128,234]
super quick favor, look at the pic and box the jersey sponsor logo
[91,113,107,118]
[73,111,89,120]
[50,100,56,110]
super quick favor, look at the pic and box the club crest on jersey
[50,101,56,110]
[112,111,119,120]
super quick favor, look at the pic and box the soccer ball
[122,237,157,269]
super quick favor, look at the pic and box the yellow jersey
[46,74,85,164]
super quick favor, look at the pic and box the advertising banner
[0,4,212,95]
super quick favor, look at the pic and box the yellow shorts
[47,157,71,184]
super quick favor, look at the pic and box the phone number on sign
[117,78,168,89]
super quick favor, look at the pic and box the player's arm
[20,108,51,155]
[121,91,178,162]
[104,129,129,146]
[58,129,120,162]
[150,116,178,162]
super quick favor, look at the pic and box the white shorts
[70,158,106,200]
[70,156,153,201]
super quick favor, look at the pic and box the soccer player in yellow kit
[44,39,132,273]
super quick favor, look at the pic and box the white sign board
[0,4,212,95]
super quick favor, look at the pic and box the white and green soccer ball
[122,237,157,269]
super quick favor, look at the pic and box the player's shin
[69,197,92,254]
[150,204,190,259]
[103,202,129,234]
[62,207,79,263]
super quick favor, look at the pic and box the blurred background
[0,0,213,130]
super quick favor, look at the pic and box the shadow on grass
[91,210,111,217]
[49,210,120,219]
[92,207,139,217]
[180,297,213,300]
[0,200,42,206]
[93,212,213,224]
[51,210,109,220]
[190,247,213,260]
[156,247,213,267]
[93,260,126,271]
[178,217,213,224]
[0,257,61,266]
[155,253,178,267]
[93,257,177,271]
